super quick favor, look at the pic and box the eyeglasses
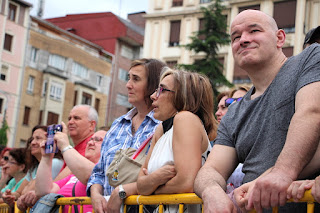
[7,161,18,165]
[225,97,243,107]
[2,156,9,161]
[88,136,104,144]
[155,86,175,98]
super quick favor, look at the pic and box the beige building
[143,0,320,84]
[15,16,112,147]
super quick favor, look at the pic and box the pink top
[55,175,92,213]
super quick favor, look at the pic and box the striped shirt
[86,108,160,196]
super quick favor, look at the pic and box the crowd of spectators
[0,10,320,213]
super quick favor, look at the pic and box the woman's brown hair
[130,58,167,108]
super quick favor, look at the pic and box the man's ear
[90,120,97,132]
[276,29,286,48]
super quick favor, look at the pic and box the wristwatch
[61,145,73,154]
[118,184,127,199]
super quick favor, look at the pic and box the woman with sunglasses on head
[88,59,166,213]
[2,125,64,210]
[0,148,28,204]
[215,91,230,123]
[137,69,217,213]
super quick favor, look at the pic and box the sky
[24,0,149,19]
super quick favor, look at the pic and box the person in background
[303,26,320,49]
[216,86,250,124]
[0,148,28,203]
[194,9,320,212]
[225,86,250,108]
[137,69,217,213]
[35,123,107,213]
[0,147,12,181]
[215,91,229,123]
[2,125,64,210]
[54,104,98,181]
[87,58,166,213]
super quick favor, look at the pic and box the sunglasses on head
[225,97,243,107]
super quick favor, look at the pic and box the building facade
[0,0,31,147]
[14,16,112,147]
[143,0,320,84]
[47,12,145,126]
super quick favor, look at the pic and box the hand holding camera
[45,122,69,153]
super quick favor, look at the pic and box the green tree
[0,119,9,146]
[179,0,233,95]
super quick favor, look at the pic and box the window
[95,98,100,113]
[200,0,212,3]
[82,92,92,105]
[27,76,35,94]
[31,47,38,62]
[38,110,43,125]
[42,81,47,97]
[172,0,183,7]
[23,106,31,125]
[166,61,177,69]
[72,62,88,78]
[169,21,181,47]
[1,65,8,81]
[118,68,129,81]
[49,82,63,101]
[121,45,134,60]
[0,98,3,114]
[20,140,26,148]
[96,74,103,86]
[239,4,260,13]
[274,0,296,33]
[116,94,131,108]
[198,18,206,40]
[4,34,13,51]
[8,3,17,21]
[74,91,78,106]
[47,112,59,125]
[49,54,66,70]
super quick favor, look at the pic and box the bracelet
[61,145,73,154]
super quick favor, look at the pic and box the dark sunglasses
[2,156,9,161]
[225,97,243,107]
[155,86,175,98]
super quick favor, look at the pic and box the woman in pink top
[35,122,106,213]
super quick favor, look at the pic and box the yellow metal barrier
[0,203,10,213]
[124,193,203,213]
[6,190,317,213]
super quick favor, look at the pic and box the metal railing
[0,190,316,213]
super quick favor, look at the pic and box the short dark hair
[130,58,167,107]
[9,148,28,173]
[304,26,320,47]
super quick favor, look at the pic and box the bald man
[194,10,320,212]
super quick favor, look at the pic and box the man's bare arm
[194,144,238,212]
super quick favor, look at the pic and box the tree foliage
[0,119,9,146]
[179,0,233,95]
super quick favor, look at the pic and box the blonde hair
[160,69,218,140]
[229,85,251,97]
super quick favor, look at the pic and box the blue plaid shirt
[87,108,160,196]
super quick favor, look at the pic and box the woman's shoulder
[174,111,202,124]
